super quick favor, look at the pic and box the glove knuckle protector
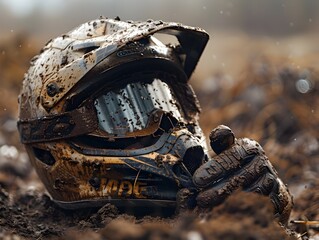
[193,138,264,188]
[193,132,293,224]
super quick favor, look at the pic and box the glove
[178,125,293,225]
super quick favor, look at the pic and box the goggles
[18,76,184,149]
[94,78,182,137]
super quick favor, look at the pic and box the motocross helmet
[17,17,209,210]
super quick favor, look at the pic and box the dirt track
[0,34,318,239]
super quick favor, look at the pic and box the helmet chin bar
[49,128,205,210]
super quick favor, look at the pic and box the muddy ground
[0,34,318,239]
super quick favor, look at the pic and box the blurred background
[1,0,319,80]
[0,0,318,238]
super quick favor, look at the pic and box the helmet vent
[33,148,56,166]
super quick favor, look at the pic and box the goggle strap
[17,105,98,144]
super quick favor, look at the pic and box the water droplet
[296,79,311,93]
[10,29,14,33]
[187,231,203,240]
[202,6,207,10]
[309,18,313,23]
[289,22,294,27]
[0,145,19,159]
[220,10,224,14]
[3,119,17,132]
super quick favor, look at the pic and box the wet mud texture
[0,35,318,239]
[0,188,297,240]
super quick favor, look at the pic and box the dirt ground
[0,33,318,240]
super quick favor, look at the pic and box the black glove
[178,125,293,225]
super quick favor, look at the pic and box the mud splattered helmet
[17,17,209,209]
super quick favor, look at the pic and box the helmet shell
[18,17,209,209]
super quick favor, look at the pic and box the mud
[0,34,318,239]
[0,187,298,240]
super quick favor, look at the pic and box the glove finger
[196,154,270,208]
[195,175,245,208]
[244,174,293,225]
[193,138,264,188]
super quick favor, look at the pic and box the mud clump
[0,187,297,239]
[201,191,296,240]
[0,187,120,239]
[0,187,62,238]
[98,191,296,240]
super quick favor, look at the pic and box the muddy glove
[179,125,293,225]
